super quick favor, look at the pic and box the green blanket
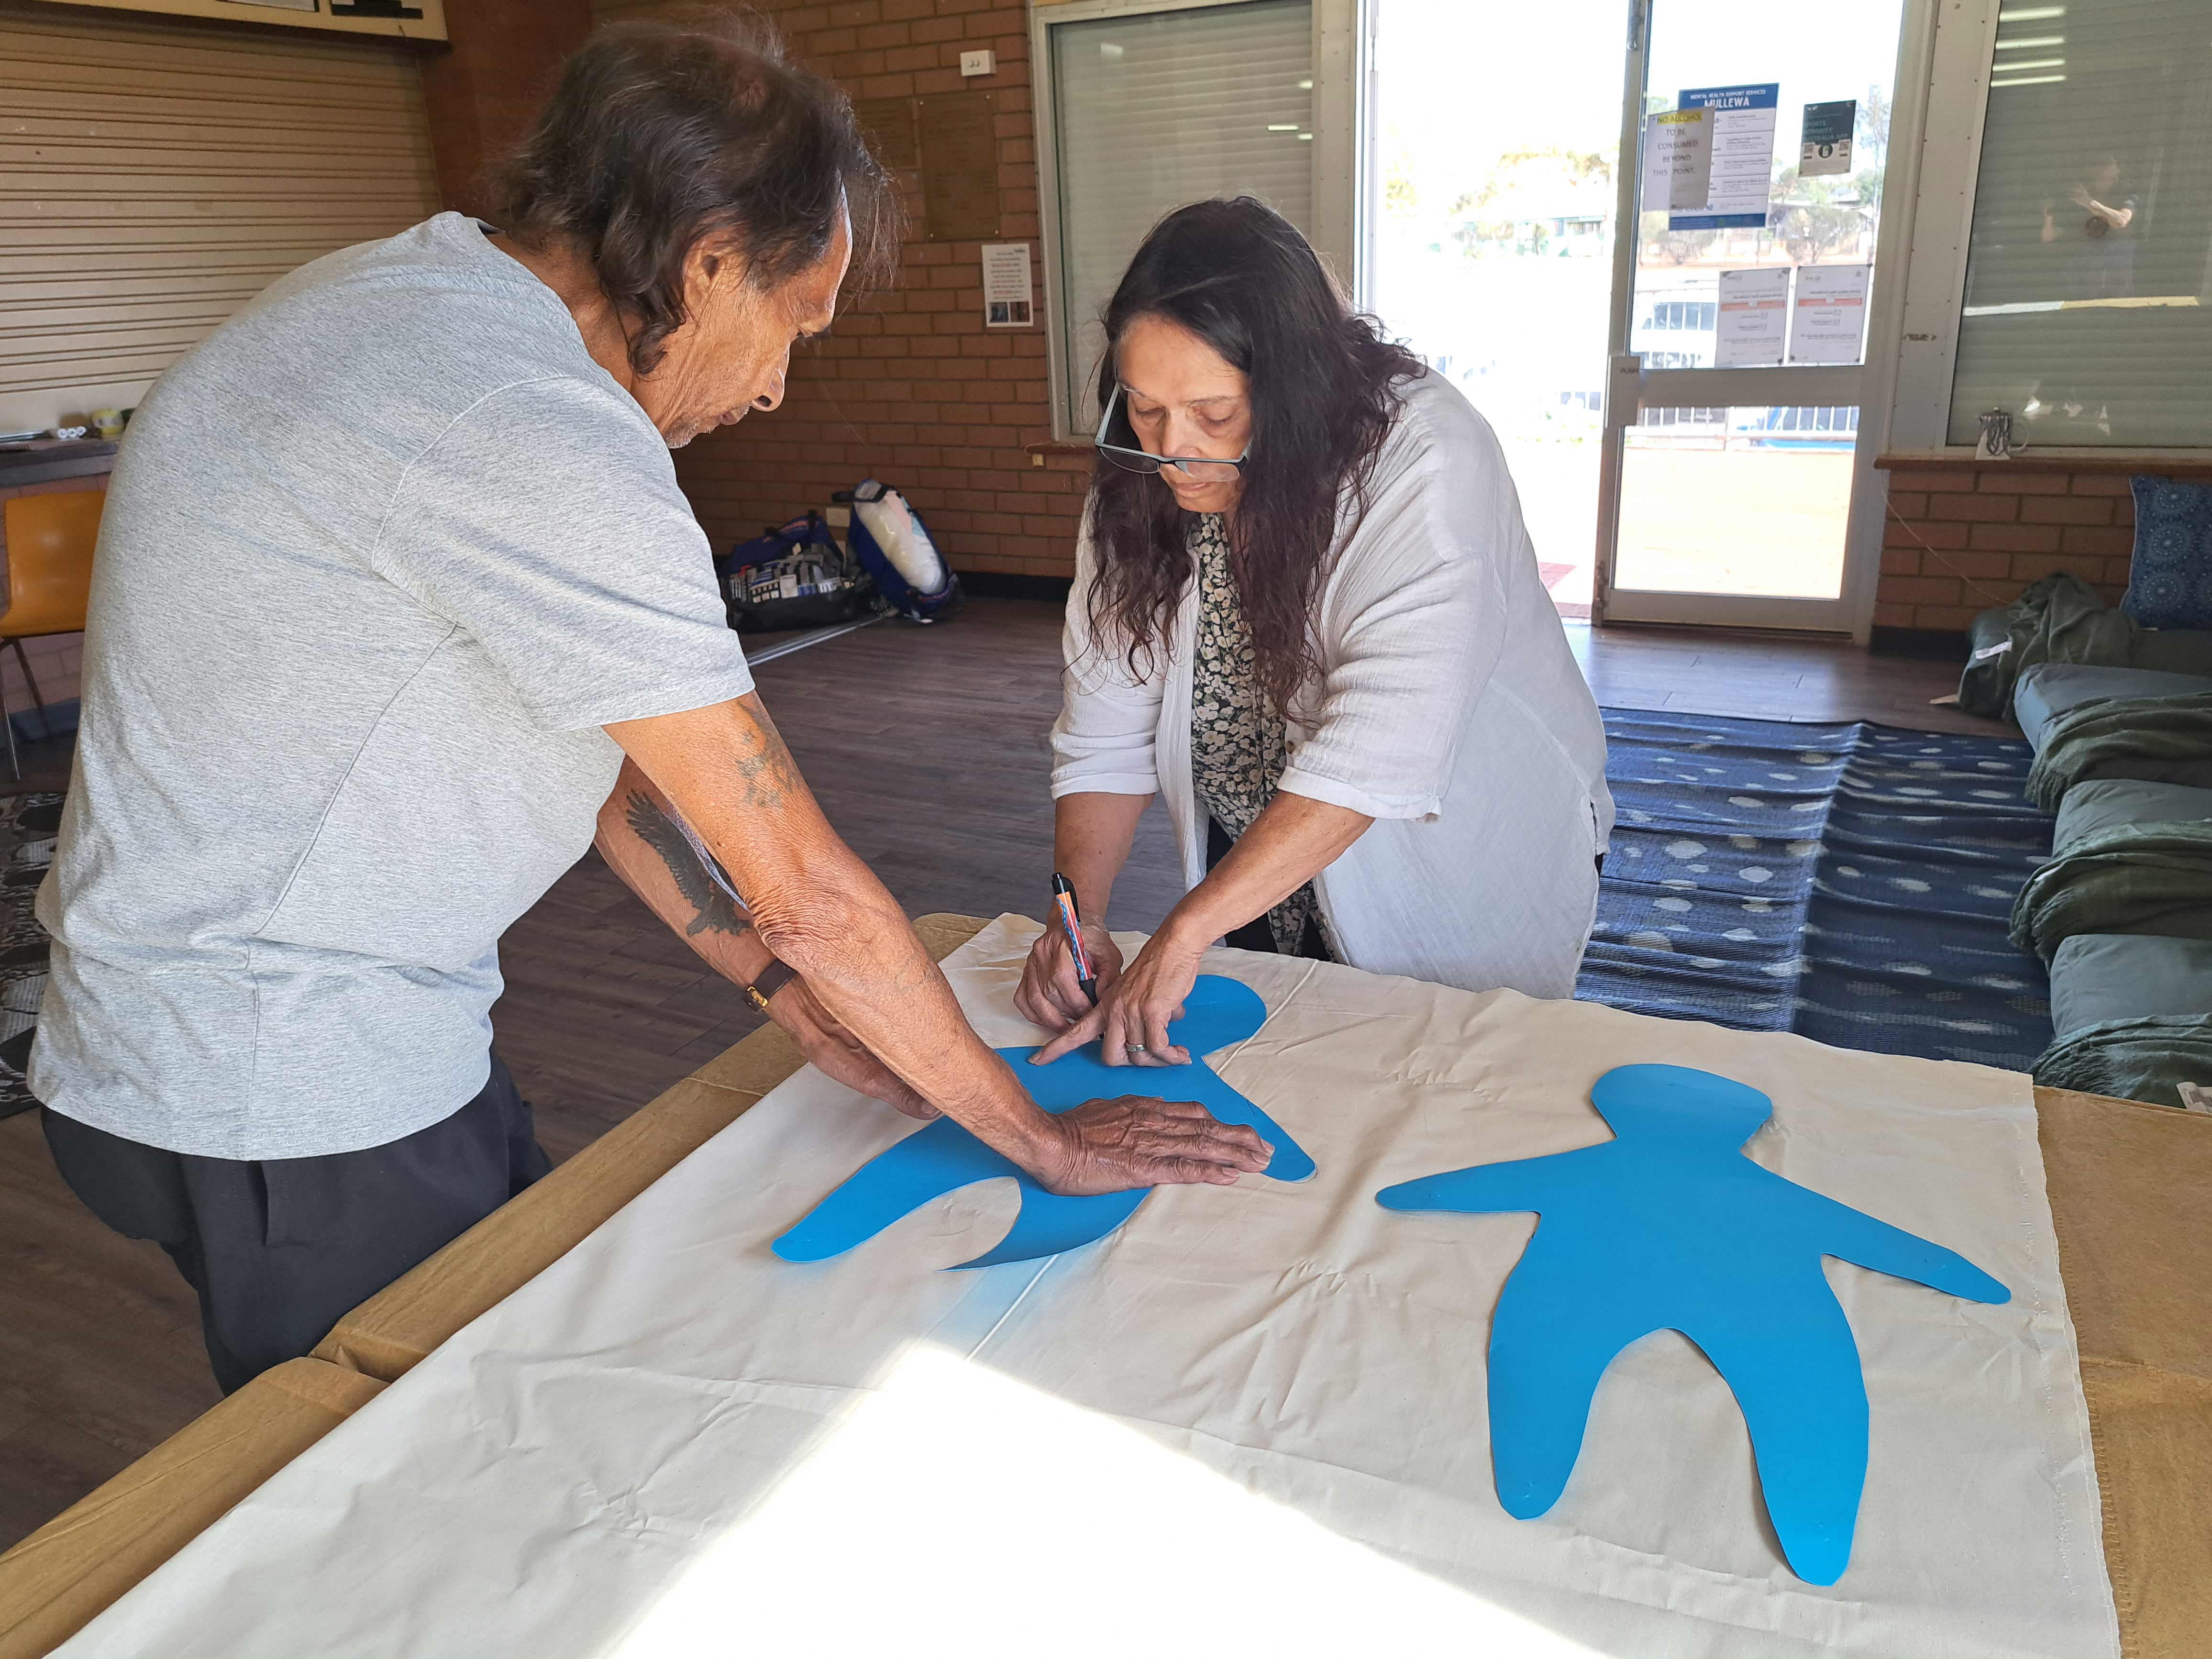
[2024,691,2212,811]
[2008,819,2212,960]
[2034,1014,2212,1109]
[1959,573,2212,719]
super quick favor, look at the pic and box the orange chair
[0,489,101,778]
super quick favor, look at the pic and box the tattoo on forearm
[730,717,801,811]
[625,791,752,938]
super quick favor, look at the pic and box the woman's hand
[1030,926,1206,1068]
[768,977,938,1120]
[1014,922,1125,1031]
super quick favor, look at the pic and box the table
[0,1360,381,1658]
[2,914,2204,1657]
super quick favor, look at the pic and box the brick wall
[590,0,1088,583]
[1875,460,2212,635]
[420,0,594,219]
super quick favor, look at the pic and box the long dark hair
[495,10,899,376]
[1085,198,1423,708]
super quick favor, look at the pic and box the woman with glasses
[1017,197,1613,1068]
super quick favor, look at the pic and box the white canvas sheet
[60,917,2118,1658]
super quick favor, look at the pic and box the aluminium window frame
[1880,0,2212,459]
[1028,0,1367,441]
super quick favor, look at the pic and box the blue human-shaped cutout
[774,974,1313,1270]
[1376,1063,2009,1586]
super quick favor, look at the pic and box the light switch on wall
[959,48,995,77]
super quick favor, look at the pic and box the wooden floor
[0,601,1982,1549]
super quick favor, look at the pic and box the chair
[0,489,101,778]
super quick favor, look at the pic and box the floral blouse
[1186,513,1332,957]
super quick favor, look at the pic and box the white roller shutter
[1046,0,1315,432]
[0,0,440,434]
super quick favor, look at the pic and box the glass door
[1594,0,1909,629]
[1366,0,1628,618]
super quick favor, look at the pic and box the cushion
[2124,476,2212,631]
[2013,663,2212,751]
[2133,623,2212,678]
[2048,931,2212,1036]
[2053,778,2212,856]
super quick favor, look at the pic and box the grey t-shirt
[32,212,755,1160]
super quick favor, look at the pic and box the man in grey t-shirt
[36,20,1268,1393]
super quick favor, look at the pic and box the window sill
[1876,447,2212,476]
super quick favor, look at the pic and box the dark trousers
[43,1052,551,1394]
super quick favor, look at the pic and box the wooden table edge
[0,1359,385,1659]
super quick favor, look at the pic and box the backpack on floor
[838,480,961,624]
[716,511,874,633]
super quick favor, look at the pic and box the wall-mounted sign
[981,243,1033,327]
[852,91,1003,243]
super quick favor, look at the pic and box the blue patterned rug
[1576,710,2054,1071]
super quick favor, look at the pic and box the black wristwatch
[742,957,799,1014]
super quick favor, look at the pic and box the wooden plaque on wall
[852,90,1001,243]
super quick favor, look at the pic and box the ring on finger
[1125,1043,1149,1056]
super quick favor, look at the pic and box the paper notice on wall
[1670,82,1779,230]
[1799,100,1856,177]
[980,243,1034,328]
[1789,262,1872,363]
[1638,108,1714,212]
[1714,267,1791,366]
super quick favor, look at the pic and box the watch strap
[742,956,799,1014]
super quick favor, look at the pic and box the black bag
[715,512,874,633]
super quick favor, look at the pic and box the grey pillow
[2049,932,2212,1035]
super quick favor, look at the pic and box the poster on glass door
[1789,263,1871,363]
[1799,100,1856,177]
[1715,268,1790,366]
[1638,108,1714,211]
[1669,83,1779,231]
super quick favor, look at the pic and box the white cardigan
[1050,372,1615,999]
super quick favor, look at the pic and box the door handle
[1604,352,1644,423]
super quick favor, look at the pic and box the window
[1639,406,1728,427]
[1947,0,2212,445]
[1041,0,1316,434]
[1751,405,1860,434]
[1645,300,1718,332]
[1035,0,1324,436]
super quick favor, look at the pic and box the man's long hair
[495,10,900,375]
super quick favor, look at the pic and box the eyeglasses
[1094,385,1249,484]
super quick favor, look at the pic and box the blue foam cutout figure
[1376,1063,2010,1587]
[774,974,1313,1270]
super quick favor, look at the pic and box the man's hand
[1032,1095,1271,1195]
[769,977,937,1120]
[607,703,1231,1177]
[1014,922,1125,1030]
